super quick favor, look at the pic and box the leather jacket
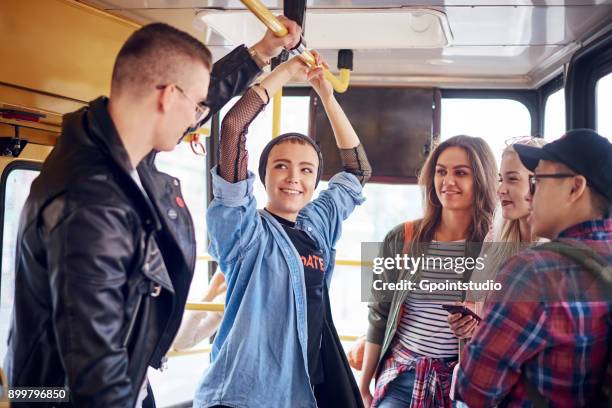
[4,45,261,407]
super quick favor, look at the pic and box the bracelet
[248,46,270,70]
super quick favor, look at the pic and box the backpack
[524,239,612,408]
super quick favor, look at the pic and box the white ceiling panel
[82,0,612,87]
[88,0,612,8]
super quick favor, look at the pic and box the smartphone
[441,304,481,322]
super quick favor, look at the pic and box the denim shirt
[193,167,365,408]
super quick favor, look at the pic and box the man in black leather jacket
[4,20,300,407]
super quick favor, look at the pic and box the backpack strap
[532,239,612,290]
[403,220,416,245]
[402,219,421,255]
[524,239,612,407]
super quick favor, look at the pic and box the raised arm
[308,56,372,185]
[188,15,301,133]
[218,57,308,183]
[209,57,311,295]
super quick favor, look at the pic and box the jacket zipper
[129,282,163,408]
[122,291,144,347]
[123,295,142,347]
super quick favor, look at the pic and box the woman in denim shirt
[194,54,371,407]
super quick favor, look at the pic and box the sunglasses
[504,136,545,147]
[528,173,576,195]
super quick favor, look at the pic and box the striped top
[395,240,465,358]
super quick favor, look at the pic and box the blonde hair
[480,137,548,285]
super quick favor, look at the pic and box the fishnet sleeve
[219,87,268,182]
[339,143,372,186]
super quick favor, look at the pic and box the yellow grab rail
[272,90,283,137]
[240,0,288,35]
[326,68,351,94]
[196,254,370,268]
[167,345,212,357]
[339,334,360,342]
[182,127,209,143]
[185,301,225,312]
[240,0,351,93]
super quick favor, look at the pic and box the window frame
[0,160,41,290]
[538,73,565,137]
[595,70,612,135]
[565,26,612,130]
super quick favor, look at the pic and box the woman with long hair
[359,136,497,407]
[448,136,548,337]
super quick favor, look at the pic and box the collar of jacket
[84,96,162,232]
[80,97,131,173]
[86,98,196,288]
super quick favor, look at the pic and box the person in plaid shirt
[456,129,612,407]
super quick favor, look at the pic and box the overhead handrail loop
[240,0,352,93]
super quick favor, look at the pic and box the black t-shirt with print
[267,210,325,385]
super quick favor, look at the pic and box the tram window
[149,142,212,406]
[325,182,423,336]
[330,264,368,335]
[0,166,39,361]
[544,88,566,140]
[596,71,612,139]
[441,98,532,164]
[155,142,209,300]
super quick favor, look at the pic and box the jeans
[377,369,465,408]
[377,370,416,408]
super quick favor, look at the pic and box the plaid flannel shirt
[456,217,612,407]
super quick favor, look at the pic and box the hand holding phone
[443,303,481,339]
[442,304,481,322]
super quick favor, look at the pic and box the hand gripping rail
[240,0,352,93]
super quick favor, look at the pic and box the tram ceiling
[83,0,612,88]
[81,1,612,7]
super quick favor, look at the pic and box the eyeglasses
[528,173,576,195]
[156,84,210,125]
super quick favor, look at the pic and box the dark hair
[413,135,498,246]
[111,23,212,96]
[258,133,324,187]
[592,190,612,217]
